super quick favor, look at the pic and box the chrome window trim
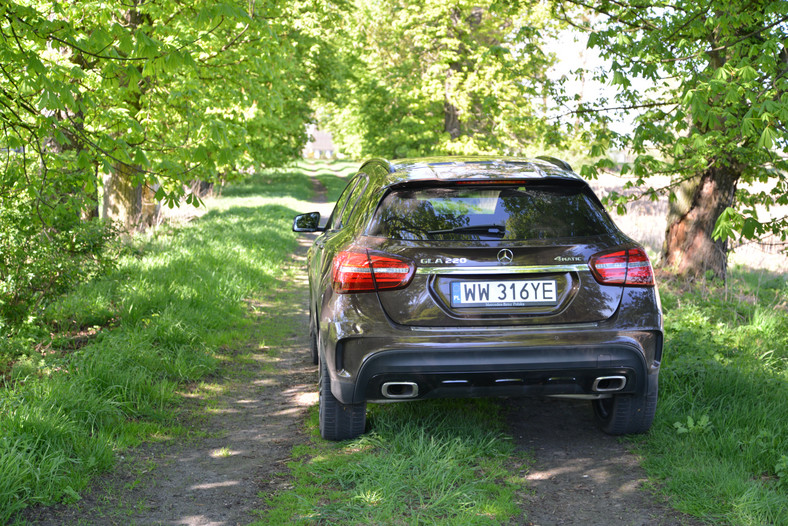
[415,264,589,275]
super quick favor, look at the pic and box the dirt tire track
[508,397,703,526]
[18,238,318,526]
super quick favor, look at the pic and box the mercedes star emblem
[497,249,514,264]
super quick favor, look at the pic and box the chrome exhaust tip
[592,375,627,392]
[381,381,419,399]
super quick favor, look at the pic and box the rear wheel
[319,356,366,441]
[592,383,658,435]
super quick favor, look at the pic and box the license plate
[451,280,558,307]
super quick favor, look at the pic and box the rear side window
[338,176,368,228]
[328,175,364,231]
[366,184,616,240]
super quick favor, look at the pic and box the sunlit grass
[639,266,788,525]
[0,167,316,523]
[256,400,528,525]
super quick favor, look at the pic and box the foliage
[640,268,788,524]
[0,169,308,522]
[0,192,119,332]
[552,0,788,253]
[0,0,343,335]
[318,0,562,159]
[1,0,339,201]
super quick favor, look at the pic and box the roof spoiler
[536,156,573,172]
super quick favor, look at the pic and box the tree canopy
[1,0,341,325]
[1,0,339,210]
[552,0,788,277]
[318,0,562,159]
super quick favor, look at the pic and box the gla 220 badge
[419,257,468,265]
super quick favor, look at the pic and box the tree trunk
[442,6,482,141]
[443,97,461,139]
[81,179,99,221]
[99,2,160,229]
[662,164,740,279]
[101,163,159,229]
[101,163,141,229]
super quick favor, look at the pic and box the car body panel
[368,239,625,326]
[296,156,663,438]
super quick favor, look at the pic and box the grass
[3,159,786,525]
[0,164,331,523]
[638,267,788,525]
[256,399,529,525]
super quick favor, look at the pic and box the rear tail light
[332,250,415,293]
[589,247,655,286]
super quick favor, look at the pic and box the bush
[0,196,119,335]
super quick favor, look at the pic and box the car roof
[360,156,584,189]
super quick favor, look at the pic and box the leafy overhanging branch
[550,0,788,261]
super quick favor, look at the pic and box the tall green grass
[641,267,788,525]
[259,399,527,525]
[0,168,316,523]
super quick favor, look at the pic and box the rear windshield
[366,184,616,240]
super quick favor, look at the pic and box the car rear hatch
[362,180,630,327]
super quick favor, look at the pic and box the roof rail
[535,156,573,172]
[360,158,394,173]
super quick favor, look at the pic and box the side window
[338,175,368,229]
[326,176,360,231]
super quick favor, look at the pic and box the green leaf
[115,24,134,55]
[712,207,740,241]
[757,127,777,149]
[134,31,160,58]
[612,71,630,87]
[739,66,758,82]
[77,149,93,170]
[741,217,760,239]
[38,89,63,111]
[133,149,150,168]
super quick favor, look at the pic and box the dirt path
[18,176,699,526]
[18,237,319,526]
[508,397,702,526]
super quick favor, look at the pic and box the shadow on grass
[295,159,358,177]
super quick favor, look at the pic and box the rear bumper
[318,265,663,405]
[327,329,661,404]
[358,345,645,401]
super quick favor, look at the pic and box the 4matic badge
[554,256,584,262]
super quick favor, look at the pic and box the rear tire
[309,320,318,365]
[319,356,366,441]
[592,381,658,435]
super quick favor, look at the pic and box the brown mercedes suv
[294,156,662,441]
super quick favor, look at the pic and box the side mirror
[293,212,323,232]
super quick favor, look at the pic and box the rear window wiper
[426,224,506,236]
